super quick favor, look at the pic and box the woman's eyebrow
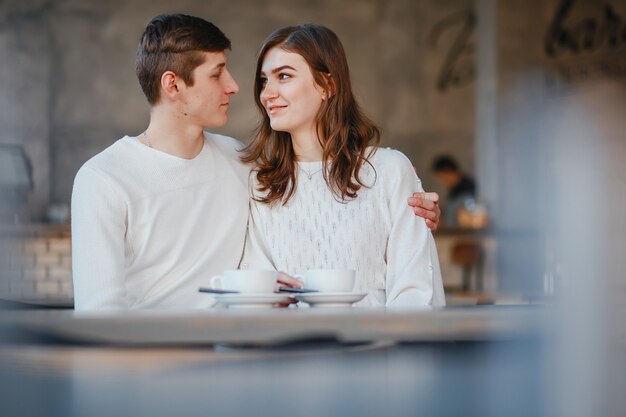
[271,65,297,73]
[260,65,296,77]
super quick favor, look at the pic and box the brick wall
[0,224,73,305]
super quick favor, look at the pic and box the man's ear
[160,71,181,100]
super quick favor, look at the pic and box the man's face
[178,51,239,129]
[434,170,460,190]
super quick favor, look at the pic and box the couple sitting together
[71,14,445,310]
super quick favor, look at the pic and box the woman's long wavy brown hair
[240,24,380,206]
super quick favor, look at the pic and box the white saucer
[294,292,367,307]
[214,293,293,308]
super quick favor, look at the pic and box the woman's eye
[278,73,291,80]
[259,77,268,86]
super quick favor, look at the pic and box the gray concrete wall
[0,1,54,220]
[0,0,476,220]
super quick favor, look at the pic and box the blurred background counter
[0,223,73,307]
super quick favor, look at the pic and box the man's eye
[212,72,222,79]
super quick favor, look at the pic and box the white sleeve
[383,151,446,307]
[71,166,128,310]
[240,176,277,271]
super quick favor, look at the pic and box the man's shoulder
[74,137,136,188]
[80,137,134,172]
[454,175,476,196]
[203,131,244,159]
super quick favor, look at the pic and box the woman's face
[259,47,326,137]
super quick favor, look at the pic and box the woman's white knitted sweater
[243,147,445,307]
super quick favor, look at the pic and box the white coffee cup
[210,270,277,294]
[296,269,356,293]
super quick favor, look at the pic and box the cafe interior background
[0,0,625,416]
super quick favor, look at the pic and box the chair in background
[451,241,484,292]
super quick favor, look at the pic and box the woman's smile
[267,103,288,116]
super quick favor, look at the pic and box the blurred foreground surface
[0,306,548,417]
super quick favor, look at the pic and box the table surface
[0,305,550,417]
[0,305,548,345]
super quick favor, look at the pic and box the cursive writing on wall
[545,0,626,58]
[544,0,626,88]
[428,9,476,93]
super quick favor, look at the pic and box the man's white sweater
[71,132,249,310]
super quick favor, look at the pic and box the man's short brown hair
[136,14,231,105]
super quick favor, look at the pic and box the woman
[241,24,445,307]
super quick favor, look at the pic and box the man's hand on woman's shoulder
[408,192,440,232]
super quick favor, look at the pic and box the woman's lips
[268,105,287,115]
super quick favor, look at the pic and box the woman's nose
[261,80,277,101]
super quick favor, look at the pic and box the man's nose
[224,70,239,95]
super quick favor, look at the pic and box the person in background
[431,154,476,227]
[241,24,445,307]
[71,14,441,310]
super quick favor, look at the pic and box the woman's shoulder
[364,146,423,195]
[363,146,419,189]
[367,146,414,172]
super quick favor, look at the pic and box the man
[431,154,476,226]
[71,14,439,310]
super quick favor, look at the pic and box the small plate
[214,293,293,308]
[294,292,367,307]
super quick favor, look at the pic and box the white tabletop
[0,305,547,345]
